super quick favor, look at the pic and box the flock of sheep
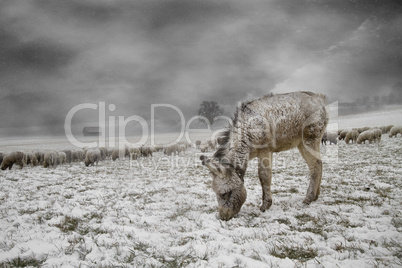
[1,124,400,171]
[322,125,402,145]
[0,139,217,171]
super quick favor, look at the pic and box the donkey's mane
[213,128,231,160]
[213,93,276,161]
[213,95,264,160]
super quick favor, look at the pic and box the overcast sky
[0,0,401,136]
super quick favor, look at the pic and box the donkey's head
[200,155,247,221]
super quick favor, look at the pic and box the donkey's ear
[202,158,227,177]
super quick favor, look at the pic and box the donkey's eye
[220,191,232,200]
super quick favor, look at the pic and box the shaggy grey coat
[200,92,328,221]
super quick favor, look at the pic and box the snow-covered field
[0,109,401,267]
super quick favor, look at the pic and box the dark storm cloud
[0,0,401,135]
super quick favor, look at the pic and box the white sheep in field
[345,130,359,144]
[357,130,374,144]
[33,151,45,165]
[98,147,107,160]
[58,152,67,164]
[24,152,39,167]
[322,131,337,145]
[129,147,141,160]
[63,150,72,163]
[111,148,125,161]
[44,151,58,168]
[357,127,371,133]
[1,151,25,170]
[178,144,187,155]
[72,150,85,162]
[371,128,382,143]
[85,148,101,166]
[380,125,393,134]
[338,129,349,140]
[389,126,402,138]
[200,143,209,153]
[164,144,178,156]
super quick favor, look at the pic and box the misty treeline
[359,82,402,105]
[340,82,402,115]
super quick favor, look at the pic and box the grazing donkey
[200,91,328,221]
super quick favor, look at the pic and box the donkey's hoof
[260,200,272,212]
[303,198,314,205]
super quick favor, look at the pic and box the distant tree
[198,101,224,125]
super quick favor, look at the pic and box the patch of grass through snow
[268,239,318,262]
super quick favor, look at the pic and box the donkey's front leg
[258,154,273,212]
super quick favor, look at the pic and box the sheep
[106,148,114,158]
[195,140,201,149]
[129,147,141,160]
[124,146,130,158]
[164,144,178,156]
[34,151,45,165]
[178,144,187,155]
[154,144,165,152]
[345,130,359,144]
[338,130,349,140]
[84,148,101,166]
[1,151,25,170]
[44,151,58,168]
[24,152,39,166]
[99,147,107,160]
[200,143,209,152]
[0,152,4,166]
[141,146,153,157]
[357,127,371,133]
[58,152,67,165]
[72,150,84,162]
[112,148,125,161]
[384,125,394,134]
[322,131,338,145]
[389,126,402,138]
[371,128,382,143]
[357,130,374,144]
[63,150,72,163]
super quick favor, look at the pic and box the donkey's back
[240,91,328,153]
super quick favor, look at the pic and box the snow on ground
[0,109,401,267]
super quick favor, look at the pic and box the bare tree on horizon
[198,101,224,126]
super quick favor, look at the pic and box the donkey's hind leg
[297,141,323,204]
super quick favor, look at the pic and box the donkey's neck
[226,128,251,180]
